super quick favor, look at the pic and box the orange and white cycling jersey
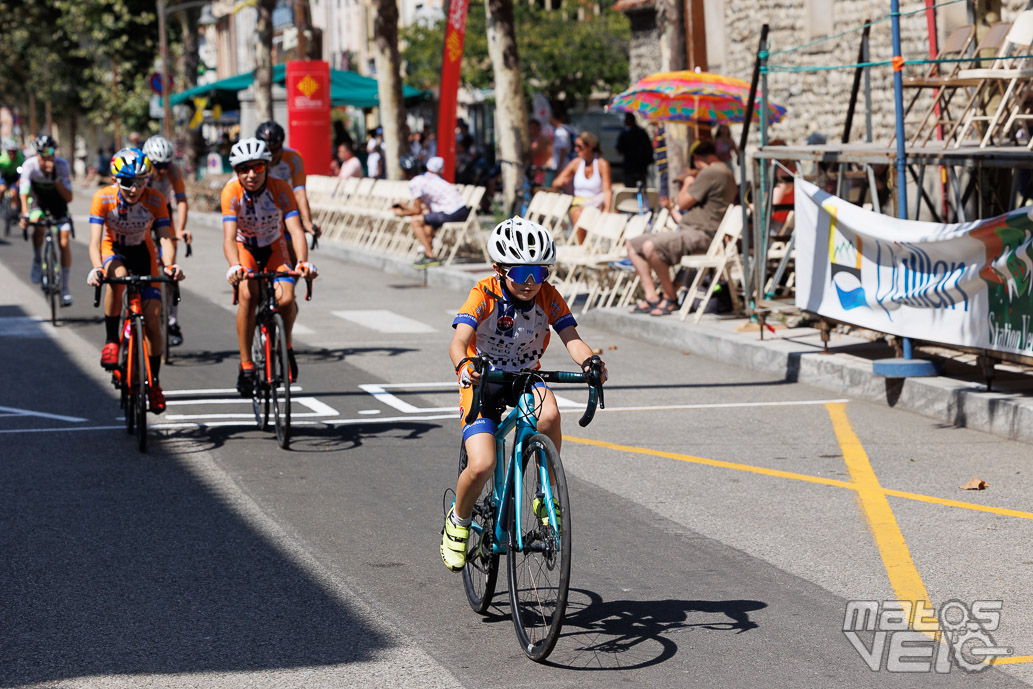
[148,162,187,204]
[221,176,299,248]
[268,148,307,191]
[453,276,577,372]
[90,185,170,249]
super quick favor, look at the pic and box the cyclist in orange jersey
[143,135,191,346]
[255,120,321,260]
[86,148,185,414]
[222,137,318,397]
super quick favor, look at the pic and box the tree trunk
[372,0,408,180]
[177,9,205,178]
[255,0,276,122]
[485,0,527,213]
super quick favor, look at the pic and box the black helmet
[255,121,285,148]
[34,134,57,154]
[399,155,421,175]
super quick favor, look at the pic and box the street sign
[149,95,163,119]
[148,72,173,95]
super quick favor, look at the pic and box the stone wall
[720,0,1030,149]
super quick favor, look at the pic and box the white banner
[794,179,1033,357]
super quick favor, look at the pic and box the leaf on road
[959,478,989,490]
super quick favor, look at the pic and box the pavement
[185,211,1033,446]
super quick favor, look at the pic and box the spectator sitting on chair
[551,131,612,244]
[394,155,471,269]
[625,140,736,317]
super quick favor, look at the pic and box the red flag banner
[437,0,469,182]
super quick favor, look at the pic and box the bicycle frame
[120,290,152,393]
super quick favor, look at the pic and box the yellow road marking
[561,436,1033,522]
[825,403,931,610]
[993,655,1033,665]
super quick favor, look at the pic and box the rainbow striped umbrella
[607,70,786,124]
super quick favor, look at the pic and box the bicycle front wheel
[507,433,570,662]
[459,441,499,614]
[44,238,59,325]
[270,313,291,449]
[134,318,148,453]
[251,323,271,431]
[121,340,134,436]
[160,282,170,364]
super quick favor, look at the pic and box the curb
[193,211,1033,445]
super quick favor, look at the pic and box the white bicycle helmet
[1,137,18,150]
[143,135,174,164]
[487,216,556,265]
[229,137,272,167]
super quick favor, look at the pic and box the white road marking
[0,399,852,434]
[291,323,315,335]
[332,309,435,333]
[358,382,581,414]
[358,409,382,415]
[163,386,303,396]
[0,405,87,423]
[159,396,339,422]
[0,317,48,338]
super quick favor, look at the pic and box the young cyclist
[254,120,321,261]
[19,135,75,305]
[441,217,608,572]
[221,137,318,397]
[143,135,191,346]
[86,148,185,414]
[0,137,25,213]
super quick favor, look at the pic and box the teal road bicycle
[454,353,605,662]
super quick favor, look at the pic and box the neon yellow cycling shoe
[532,495,562,534]
[440,506,470,572]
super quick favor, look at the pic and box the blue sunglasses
[502,264,551,285]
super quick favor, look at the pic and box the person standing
[546,110,575,188]
[337,143,362,178]
[615,113,653,188]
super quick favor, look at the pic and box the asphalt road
[1,186,1032,688]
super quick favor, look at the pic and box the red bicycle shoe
[148,383,166,415]
[100,342,119,370]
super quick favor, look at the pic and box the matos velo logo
[843,599,1012,672]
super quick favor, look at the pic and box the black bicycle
[26,209,63,325]
[94,274,179,453]
[233,271,312,449]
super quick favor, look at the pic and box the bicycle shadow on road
[164,419,441,453]
[542,588,765,671]
[166,345,419,369]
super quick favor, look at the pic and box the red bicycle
[94,274,178,453]
[233,271,312,449]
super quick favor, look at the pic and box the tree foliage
[0,0,168,134]
[401,3,629,106]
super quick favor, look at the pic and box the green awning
[170,64,429,108]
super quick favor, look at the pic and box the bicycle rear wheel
[270,313,291,449]
[507,433,570,662]
[251,323,271,431]
[134,318,148,452]
[459,441,499,614]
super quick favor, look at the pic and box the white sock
[169,302,178,325]
[450,509,472,528]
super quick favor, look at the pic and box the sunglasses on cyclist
[39,147,56,157]
[500,264,551,285]
[153,162,170,171]
[117,176,149,190]
[235,162,267,175]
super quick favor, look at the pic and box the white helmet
[229,137,272,167]
[143,135,174,164]
[487,217,556,265]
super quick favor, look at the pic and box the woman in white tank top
[551,130,612,243]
